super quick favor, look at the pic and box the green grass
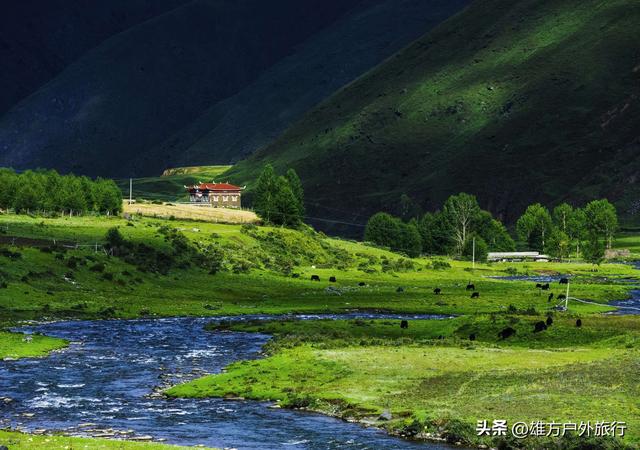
[168,315,640,447]
[115,165,232,202]
[227,0,640,230]
[613,232,640,257]
[0,331,68,359]
[0,213,636,326]
[2,212,640,447]
[0,430,216,449]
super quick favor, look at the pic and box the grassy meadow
[169,315,640,447]
[1,211,639,447]
[0,430,216,450]
[0,330,67,359]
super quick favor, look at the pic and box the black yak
[400,320,409,329]
[358,282,366,287]
[469,333,476,341]
[546,316,553,326]
[498,327,516,339]
[534,321,547,333]
[559,278,569,285]
[466,283,475,291]
[311,275,320,281]
[434,288,442,295]
[541,283,550,291]
[471,292,480,299]
[576,318,582,327]
[329,276,337,283]
[548,293,554,302]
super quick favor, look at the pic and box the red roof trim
[187,182,242,192]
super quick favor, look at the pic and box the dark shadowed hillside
[229,0,640,234]
[0,0,363,176]
[154,0,470,168]
[0,0,192,115]
[0,0,469,178]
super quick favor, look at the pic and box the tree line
[365,193,618,262]
[0,168,122,216]
[516,200,617,264]
[253,164,305,227]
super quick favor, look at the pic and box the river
[0,315,455,449]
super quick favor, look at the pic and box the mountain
[0,0,469,177]
[0,0,192,115]
[155,0,470,168]
[228,0,640,234]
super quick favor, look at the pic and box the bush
[90,262,106,272]
[432,259,451,270]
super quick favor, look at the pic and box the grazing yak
[498,327,516,340]
[311,275,320,281]
[536,283,543,289]
[469,333,476,341]
[471,292,480,299]
[400,320,409,329]
[559,278,569,284]
[433,288,442,295]
[576,318,582,327]
[548,293,554,302]
[466,282,475,291]
[329,276,337,283]
[396,286,404,293]
[540,283,550,291]
[557,294,566,300]
[358,282,366,287]
[546,316,553,326]
[534,321,548,333]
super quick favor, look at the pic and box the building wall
[210,191,241,208]
[188,189,242,208]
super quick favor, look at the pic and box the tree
[365,212,400,248]
[253,164,278,223]
[553,203,573,234]
[475,210,515,251]
[0,169,17,210]
[582,234,605,266]
[545,228,570,260]
[271,176,301,226]
[462,234,488,262]
[417,211,451,255]
[516,204,553,251]
[397,221,422,258]
[285,168,305,218]
[94,178,122,215]
[566,207,587,242]
[584,199,618,249]
[60,175,87,215]
[443,193,481,255]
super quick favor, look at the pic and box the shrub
[90,262,106,272]
[432,259,451,270]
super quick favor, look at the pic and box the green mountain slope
[229,0,640,233]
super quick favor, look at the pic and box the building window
[213,196,219,202]
[232,196,237,202]
[223,196,228,202]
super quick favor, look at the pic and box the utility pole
[472,237,476,269]
[129,178,133,205]
[564,280,570,311]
